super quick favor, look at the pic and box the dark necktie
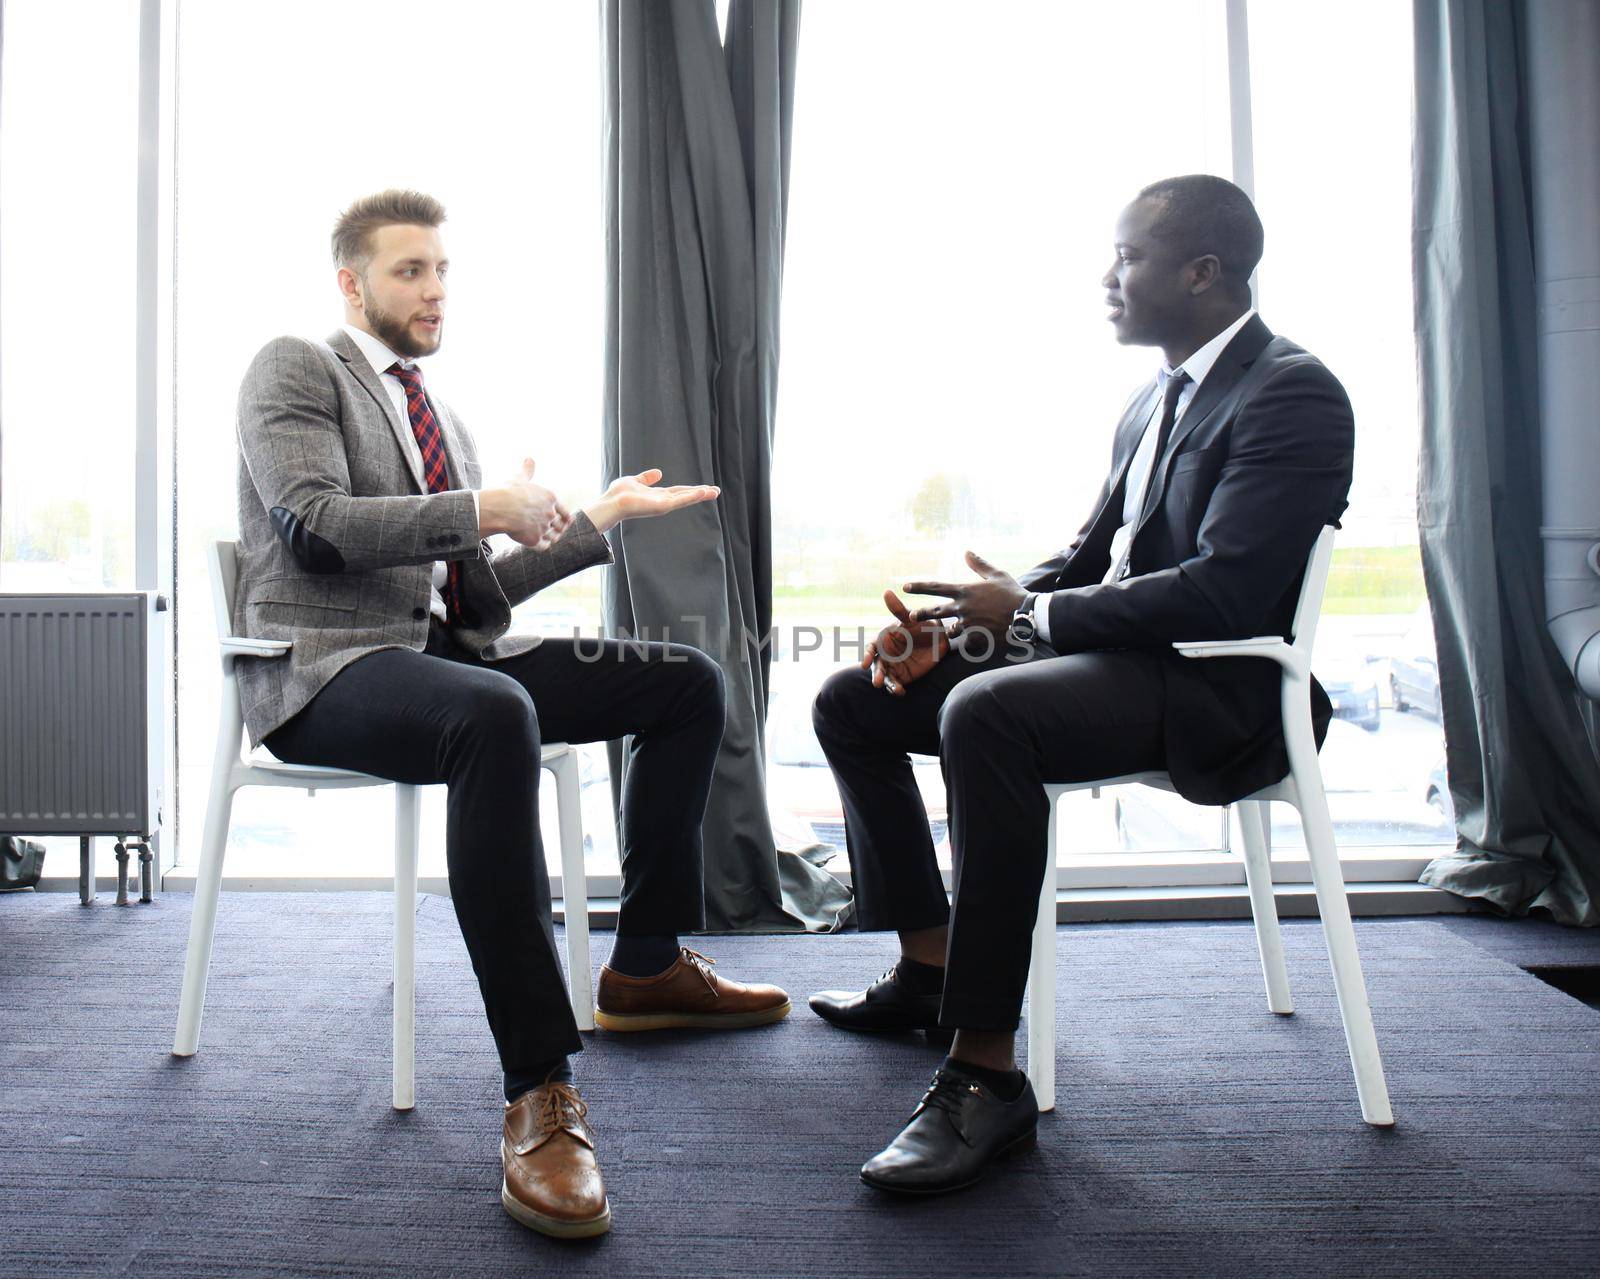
[387,361,463,623]
[1150,367,1193,466]
[1113,368,1194,582]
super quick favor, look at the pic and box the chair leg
[1026,790,1058,1113]
[1236,800,1293,1015]
[549,750,593,1032]
[1285,723,1394,1127]
[173,759,239,1057]
[393,784,419,1112]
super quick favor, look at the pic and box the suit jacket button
[448,535,460,546]
[412,607,427,620]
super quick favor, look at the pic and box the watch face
[1010,612,1037,644]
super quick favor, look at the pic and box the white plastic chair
[1025,527,1394,1126]
[172,540,593,1111]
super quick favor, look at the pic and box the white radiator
[0,593,165,891]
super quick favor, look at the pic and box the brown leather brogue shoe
[593,947,791,1032]
[501,1083,611,1239]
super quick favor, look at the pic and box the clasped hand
[862,551,1025,696]
[483,458,570,549]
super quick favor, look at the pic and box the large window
[1244,1,1439,855]
[172,2,608,884]
[0,2,145,884]
[0,3,140,591]
[0,0,1443,892]
[768,0,1444,886]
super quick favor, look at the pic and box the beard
[364,293,440,359]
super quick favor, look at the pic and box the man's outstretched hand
[863,589,951,696]
[903,551,1026,636]
[584,469,720,534]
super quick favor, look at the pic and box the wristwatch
[1008,592,1039,645]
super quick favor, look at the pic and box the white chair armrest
[1172,636,1303,675]
[221,637,293,660]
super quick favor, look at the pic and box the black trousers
[812,638,1168,1032]
[266,623,726,1069]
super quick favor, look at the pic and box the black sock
[608,932,681,978]
[942,1054,1026,1102]
[503,1056,574,1103]
[893,955,946,996]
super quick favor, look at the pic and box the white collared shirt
[340,323,478,623]
[1032,309,1257,644]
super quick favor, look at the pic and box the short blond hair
[331,189,446,270]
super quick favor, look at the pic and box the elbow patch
[270,506,346,574]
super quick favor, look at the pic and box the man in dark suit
[232,190,789,1238]
[809,175,1355,1194]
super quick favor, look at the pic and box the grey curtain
[601,0,848,932]
[1412,0,1600,924]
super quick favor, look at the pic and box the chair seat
[242,753,392,786]
[241,739,576,788]
[1044,771,1296,804]
[1045,771,1173,796]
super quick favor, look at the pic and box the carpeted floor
[2,892,1597,1278]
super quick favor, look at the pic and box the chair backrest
[1289,526,1338,655]
[210,540,240,644]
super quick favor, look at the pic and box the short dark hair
[1136,174,1264,299]
[331,189,446,271]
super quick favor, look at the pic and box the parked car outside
[1317,655,1381,732]
[1389,607,1442,718]
[1113,718,1451,849]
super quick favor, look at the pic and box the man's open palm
[605,469,720,519]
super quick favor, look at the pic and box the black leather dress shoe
[809,967,950,1041]
[859,1066,1038,1195]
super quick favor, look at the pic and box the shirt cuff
[1032,590,1053,646]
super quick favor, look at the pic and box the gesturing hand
[862,589,951,696]
[583,469,721,534]
[480,457,569,550]
[903,551,1026,636]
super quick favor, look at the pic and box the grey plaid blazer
[232,328,613,748]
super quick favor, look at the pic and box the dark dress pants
[265,622,725,1069]
[812,636,1168,1032]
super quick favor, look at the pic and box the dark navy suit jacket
[1021,314,1356,804]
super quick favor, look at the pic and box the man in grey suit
[234,189,789,1239]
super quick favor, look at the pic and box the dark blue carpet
[2,892,1597,1277]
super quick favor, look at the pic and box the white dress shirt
[1032,309,1257,644]
[341,323,480,622]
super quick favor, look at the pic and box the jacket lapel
[432,398,475,490]
[1110,382,1161,482]
[1098,381,1160,512]
[1041,383,1157,583]
[1135,315,1275,532]
[325,329,427,494]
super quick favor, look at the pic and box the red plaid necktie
[387,361,464,623]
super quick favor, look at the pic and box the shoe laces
[681,947,721,992]
[917,1070,983,1120]
[534,1082,590,1136]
